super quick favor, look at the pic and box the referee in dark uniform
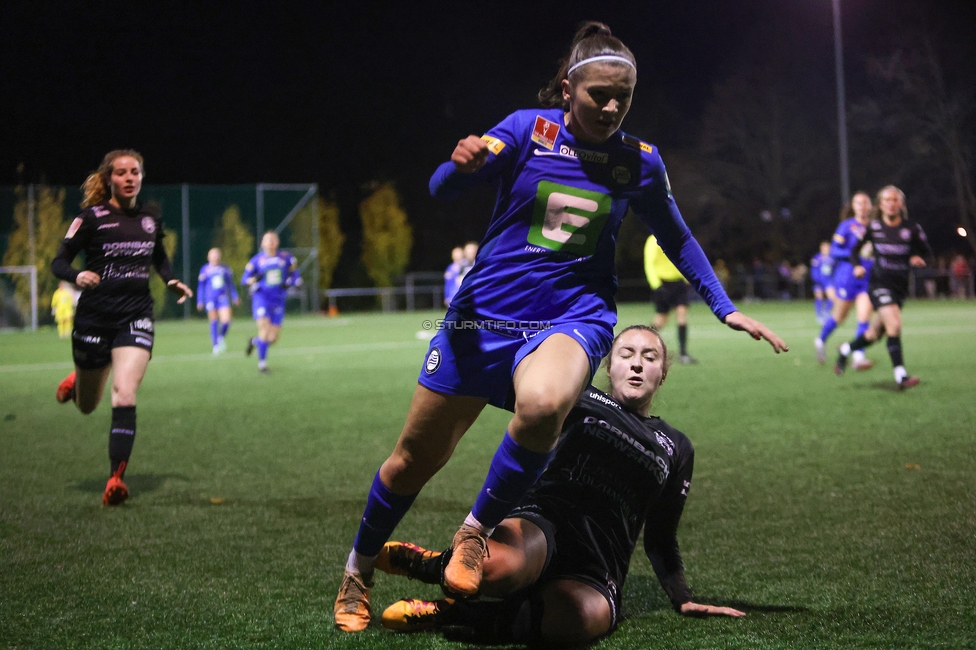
[835,185,932,388]
[51,150,192,505]
[375,326,744,646]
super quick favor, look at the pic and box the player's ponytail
[538,21,636,110]
[81,149,145,208]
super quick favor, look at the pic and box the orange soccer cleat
[381,597,454,632]
[443,524,488,597]
[102,461,129,506]
[334,571,372,632]
[375,541,443,583]
[56,371,76,404]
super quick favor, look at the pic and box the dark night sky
[2,1,974,270]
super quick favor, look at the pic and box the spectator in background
[950,254,970,299]
[459,241,479,284]
[51,280,77,339]
[645,235,697,363]
[713,259,730,290]
[444,247,464,307]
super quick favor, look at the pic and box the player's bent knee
[540,589,612,646]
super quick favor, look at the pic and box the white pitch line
[0,340,425,374]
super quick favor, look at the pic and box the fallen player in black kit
[375,325,744,647]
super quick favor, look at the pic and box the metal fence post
[181,183,190,319]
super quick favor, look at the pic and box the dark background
[2,0,974,281]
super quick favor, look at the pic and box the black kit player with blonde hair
[51,149,193,505]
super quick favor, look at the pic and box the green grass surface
[1,301,974,649]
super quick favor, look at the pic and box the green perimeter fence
[0,184,319,328]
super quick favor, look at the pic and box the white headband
[567,54,636,76]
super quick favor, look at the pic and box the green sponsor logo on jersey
[527,181,611,256]
[265,268,283,286]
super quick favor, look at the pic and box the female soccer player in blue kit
[196,247,240,355]
[241,231,301,373]
[334,22,788,632]
[815,192,874,366]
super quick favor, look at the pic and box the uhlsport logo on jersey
[528,181,611,256]
[531,116,560,150]
[141,217,156,234]
[425,347,441,374]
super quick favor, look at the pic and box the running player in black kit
[51,150,193,505]
[834,186,931,388]
[373,326,744,647]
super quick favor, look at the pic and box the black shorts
[653,281,690,314]
[72,318,155,370]
[868,283,907,310]
[508,502,622,629]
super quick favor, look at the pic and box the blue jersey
[429,108,735,326]
[241,250,301,303]
[810,252,834,287]
[829,218,868,261]
[196,263,238,307]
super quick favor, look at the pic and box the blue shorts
[418,314,614,412]
[252,295,285,326]
[205,295,231,311]
[831,261,866,301]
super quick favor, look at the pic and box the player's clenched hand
[75,271,100,289]
[723,311,789,353]
[680,601,746,618]
[853,265,866,278]
[167,279,193,304]
[909,255,926,268]
[451,136,490,173]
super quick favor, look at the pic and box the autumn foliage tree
[2,185,70,323]
[288,194,345,290]
[359,182,412,287]
[212,204,255,287]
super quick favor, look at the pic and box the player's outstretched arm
[723,312,789,353]
[680,601,746,617]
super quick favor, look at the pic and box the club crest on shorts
[425,347,441,374]
[142,216,156,234]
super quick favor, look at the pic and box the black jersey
[51,201,175,328]
[854,217,931,294]
[522,387,695,608]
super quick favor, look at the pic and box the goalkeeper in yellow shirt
[644,235,696,364]
[51,281,77,339]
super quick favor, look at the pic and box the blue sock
[819,316,837,342]
[209,320,219,346]
[220,322,230,338]
[471,432,554,531]
[814,298,823,319]
[826,299,833,313]
[353,471,418,556]
[256,338,269,362]
[855,320,869,340]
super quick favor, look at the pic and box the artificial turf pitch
[1,300,974,649]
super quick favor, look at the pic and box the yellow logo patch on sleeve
[481,135,507,155]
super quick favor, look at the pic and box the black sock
[444,590,543,644]
[678,324,688,356]
[849,334,872,351]
[886,336,904,368]
[109,406,136,476]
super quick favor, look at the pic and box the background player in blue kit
[241,231,301,374]
[196,247,239,355]
[815,192,873,365]
[810,241,834,325]
[375,326,745,646]
[443,246,464,307]
[334,22,788,632]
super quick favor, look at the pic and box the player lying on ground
[376,325,744,647]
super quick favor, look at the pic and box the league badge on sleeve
[481,135,507,155]
[531,116,560,150]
